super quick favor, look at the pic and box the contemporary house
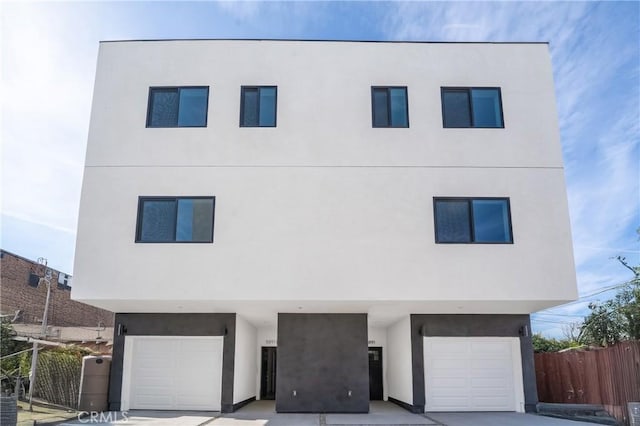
[72,40,577,414]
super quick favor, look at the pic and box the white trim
[511,338,525,413]
[120,335,224,411]
[120,336,133,412]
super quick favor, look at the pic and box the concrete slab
[58,401,605,426]
[214,413,318,426]
[425,412,601,426]
[225,401,433,425]
[208,419,269,426]
[326,412,435,425]
[217,401,318,426]
[17,400,79,425]
[59,410,218,425]
[326,402,435,425]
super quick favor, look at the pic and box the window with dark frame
[28,273,40,288]
[147,87,209,128]
[136,197,215,243]
[371,87,409,128]
[240,86,277,127]
[441,87,503,128]
[434,197,513,243]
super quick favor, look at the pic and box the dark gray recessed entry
[276,313,369,413]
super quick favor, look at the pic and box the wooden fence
[535,340,640,425]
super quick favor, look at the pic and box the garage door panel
[471,377,510,388]
[134,376,172,388]
[472,396,513,410]
[430,396,470,409]
[135,339,167,352]
[471,369,512,379]
[424,337,522,412]
[133,394,173,408]
[176,394,215,405]
[430,358,468,370]
[432,377,467,388]
[123,336,223,411]
[428,343,470,357]
[134,386,172,396]
[131,389,173,409]
[471,358,511,369]
[135,353,173,364]
[183,340,218,351]
[434,387,470,397]
[470,342,511,356]
[471,369,511,379]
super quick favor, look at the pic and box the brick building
[0,250,114,329]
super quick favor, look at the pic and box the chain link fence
[32,348,86,408]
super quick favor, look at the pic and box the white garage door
[121,336,223,411]
[423,337,524,412]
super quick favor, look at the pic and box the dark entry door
[260,347,277,400]
[368,347,383,400]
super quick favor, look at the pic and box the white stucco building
[73,40,577,414]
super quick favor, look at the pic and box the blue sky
[1,1,638,337]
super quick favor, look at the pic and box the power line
[539,281,632,313]
[534,312,584,318]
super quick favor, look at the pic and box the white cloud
[0,1,637,335]
[1,2,96,233]
[215,0,263,20]
[383,2,640,333]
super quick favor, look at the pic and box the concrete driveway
[426,411,600,426]
[59,401,601,426]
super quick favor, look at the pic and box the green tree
[532,333,576,353]
[616,256,640,339]
[578,255,640,346]
[1,319,31,393]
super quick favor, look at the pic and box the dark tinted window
[28,273,40,288]
[372,87,408,128]
[372,89,390,127]
[472,199,511,242]
[471,89,503,128]
[442,90,471,128]
[434,198,512,243]
[259,87,277,126]
[175,198,215,242]
[149,89,179,127]
[241,86,277,127]
[389,88,409,127]
[147,87,208,128]
[178,88,209,127]
[434,199,471,243]
[442,87,503,128]
[137,197,215,243]
[140,200,177,242]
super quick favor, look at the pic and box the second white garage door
[423,337,524,412]
[121,336,223,411]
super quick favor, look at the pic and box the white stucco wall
[233,315,257,404]
[73,40,577,315]
[386,316,413,405]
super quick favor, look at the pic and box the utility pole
[28,258,52,411]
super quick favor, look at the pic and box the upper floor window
[441,87,503,128]
[371,87,409,128]
[136,197,215,243]
[434,197,512,243]
[240,86,277,127]
[147,87,209,128]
